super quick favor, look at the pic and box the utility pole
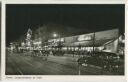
[93,31,95,55]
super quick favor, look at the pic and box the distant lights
[10,43,13,44]
[53,33,58,38]
[33,41,42,45]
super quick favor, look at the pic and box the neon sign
[77,34,93,41]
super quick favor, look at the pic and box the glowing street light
[53,33,58,38]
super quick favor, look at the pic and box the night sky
[6,4,125,44]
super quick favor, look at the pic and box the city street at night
[6,4,124,75]
[6,52,113,75]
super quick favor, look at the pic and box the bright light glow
[53,33,58,38]
[75,47,78,50]
[63,47,67,50]
[78,35,92,41]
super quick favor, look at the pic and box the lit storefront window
[71,47,74,50]
[75,47,78,51]
[21,42,25,47]
[68,47,71,50]
[62,47,67,50]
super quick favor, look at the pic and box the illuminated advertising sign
[48,38,64,43]
[77,34,93,41]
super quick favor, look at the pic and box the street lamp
[53,33,58,38]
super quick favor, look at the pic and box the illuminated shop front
[46,29,123,54]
